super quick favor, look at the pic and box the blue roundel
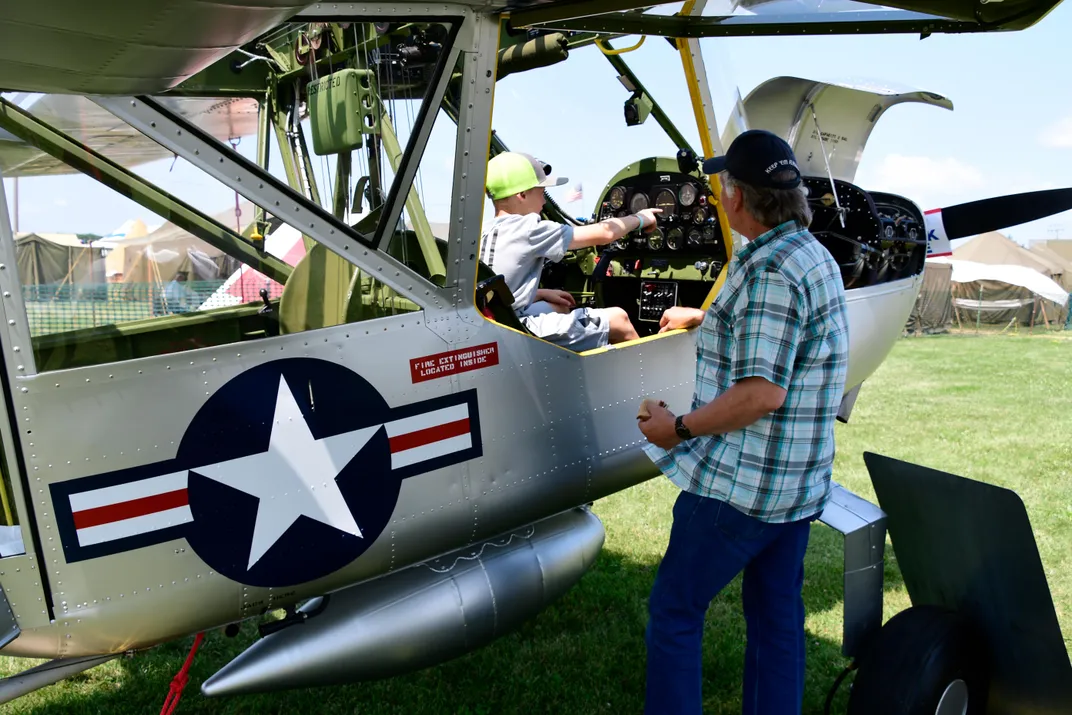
[180,358,401,587]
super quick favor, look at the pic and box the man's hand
[659,306,705,333]
[638,402,682,450]
[636,208,662,234]
[535,289,576,314]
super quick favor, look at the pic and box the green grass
[2,332,1070,714]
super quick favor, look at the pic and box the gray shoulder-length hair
[720,170,812,228]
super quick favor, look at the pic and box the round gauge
[679,183,698,207]
[908,226,919,240]
[630,192,649,213]
[608,186,626,210]
[654,189,676,216]
[883,225,895,239]
[702,226,717,244]
[611,238,628,251]
[648,227,664,251]
[667,227,684,250]
[692,207,706,225]
[687,229,702,246]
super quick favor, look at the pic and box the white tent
[929,256,1069,327]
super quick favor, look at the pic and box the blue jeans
[645,490,815,715]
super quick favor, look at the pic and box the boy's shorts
[520,301,614,352]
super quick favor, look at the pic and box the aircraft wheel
[847,605,988,715]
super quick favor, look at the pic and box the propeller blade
[938,188,1072,240]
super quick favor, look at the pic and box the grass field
[1,331,1070,714]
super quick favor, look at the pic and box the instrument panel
[573,165,927,338]
[588,168,730,337]
[597,171,727,258]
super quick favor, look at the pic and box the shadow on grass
[15,521,903,715]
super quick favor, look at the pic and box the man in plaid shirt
[638,129,849,715]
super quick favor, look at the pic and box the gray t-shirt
[480,213,574,312]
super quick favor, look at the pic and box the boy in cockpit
[481,151,659,351]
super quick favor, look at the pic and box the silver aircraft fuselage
[0,0,921,670]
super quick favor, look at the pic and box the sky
[4,1,1072,249]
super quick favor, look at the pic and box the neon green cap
[485,152,568,200]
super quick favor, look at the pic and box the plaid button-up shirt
[644,220,849,523]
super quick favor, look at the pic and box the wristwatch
[674,415,694,440]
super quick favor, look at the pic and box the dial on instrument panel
[692,207,705,225]
[654,189,676,217]
[679,183,697,207]
[687,229,702,246]
[666,227,683,250]
[630,192,649,213]
[608,186,625,210]
[648,227,664,251]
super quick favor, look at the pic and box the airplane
[0,1,1070,713]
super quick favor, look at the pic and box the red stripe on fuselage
[72,489,189,530]
[389,419,470,454]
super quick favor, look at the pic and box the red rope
[160,632,205,715]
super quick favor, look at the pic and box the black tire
[847,605,988,715]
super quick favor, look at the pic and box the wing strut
[676,0,734,310]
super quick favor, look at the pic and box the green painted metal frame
[598,39,695,156]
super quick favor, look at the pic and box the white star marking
[195,376,379,570]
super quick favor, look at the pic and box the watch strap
[674,415,693,440]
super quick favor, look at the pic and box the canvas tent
[1031,239,1072,263]
[100,218,149,278]
[955,231,1065,280]
[14,232,107,288]
[930,257,1069,327]
[117,203,250,285]
[904,260,954,335]
[1028,244,1072,291]
[946,232,1069,326]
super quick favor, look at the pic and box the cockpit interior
[483,155,928,345]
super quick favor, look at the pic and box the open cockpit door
[725,76,953,185]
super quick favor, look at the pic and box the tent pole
[52,248,86,301]
[953,283,963,330]
[976,284,982,334]
[1039,299,1049,330]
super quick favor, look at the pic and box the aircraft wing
[0,1,315,95]
[509,0,1065,37]
[0,95,259,177]
[0,0,1060,98]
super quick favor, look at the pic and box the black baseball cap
[702,129,801,190]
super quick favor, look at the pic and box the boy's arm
[568,208,661,249]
